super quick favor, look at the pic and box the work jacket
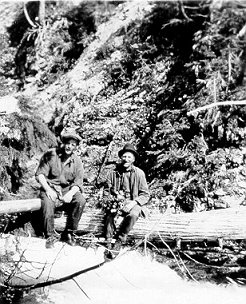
[105,164,150,216]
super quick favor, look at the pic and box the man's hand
[37,174,58,202]
[116,193,125,201]
[122,200,137,213]
[61,191,74,203]
[46,188,58,202]
[61,186,80,203]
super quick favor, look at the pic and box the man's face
[64,139,78,155]
[121,152,135,169]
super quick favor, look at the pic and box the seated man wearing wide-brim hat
[103,143,150,258]
[35,129,86,248]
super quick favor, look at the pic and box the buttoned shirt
[119,168,132,200]
[35,148,84,192]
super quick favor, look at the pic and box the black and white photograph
[1,0,246,303]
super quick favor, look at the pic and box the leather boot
[61,230,76,246]
[66,233,76,246]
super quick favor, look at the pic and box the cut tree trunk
[0,198,41,214]
[55,206,246,243]
[1,199,246,243]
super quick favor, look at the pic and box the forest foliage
[1,1,246,214]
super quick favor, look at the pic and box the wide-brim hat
[118,143,138,158]
[61,130,82,143]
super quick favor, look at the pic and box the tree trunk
[55,206,246,243]
[0,198,41,214]
[1,199,246,243]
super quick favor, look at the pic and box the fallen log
[55,206,246,243]
[0,198,41,214]
[1,198,246,243]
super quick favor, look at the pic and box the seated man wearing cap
[35,130,85,248]
[103,143,150,258]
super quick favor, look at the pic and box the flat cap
[61,130,82,143]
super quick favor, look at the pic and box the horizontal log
[55,206,246,242]
[1,198,246,242]
[0,198,41,214]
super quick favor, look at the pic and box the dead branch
[183,5,205,10]
[95,138,116,185]
[7,260,107,290]
[187,100,246,116]
[157,231,185,277]
[46,244,65,281]
[72,278,90,300]
[120,88,140,102]
[178,0,193,22]
[23,3,36,28]
[6,249,27,284]
[176,251,199,282]
[181,251,242,269]
[190,14,208,18]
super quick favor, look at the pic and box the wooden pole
[0,198,41,214]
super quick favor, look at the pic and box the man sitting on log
[103,143,150,258]
[35,130,86,248]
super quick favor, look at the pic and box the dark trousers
[39,190,86,238]
[105,204,141,241]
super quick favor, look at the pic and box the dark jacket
[105,164,150,216]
